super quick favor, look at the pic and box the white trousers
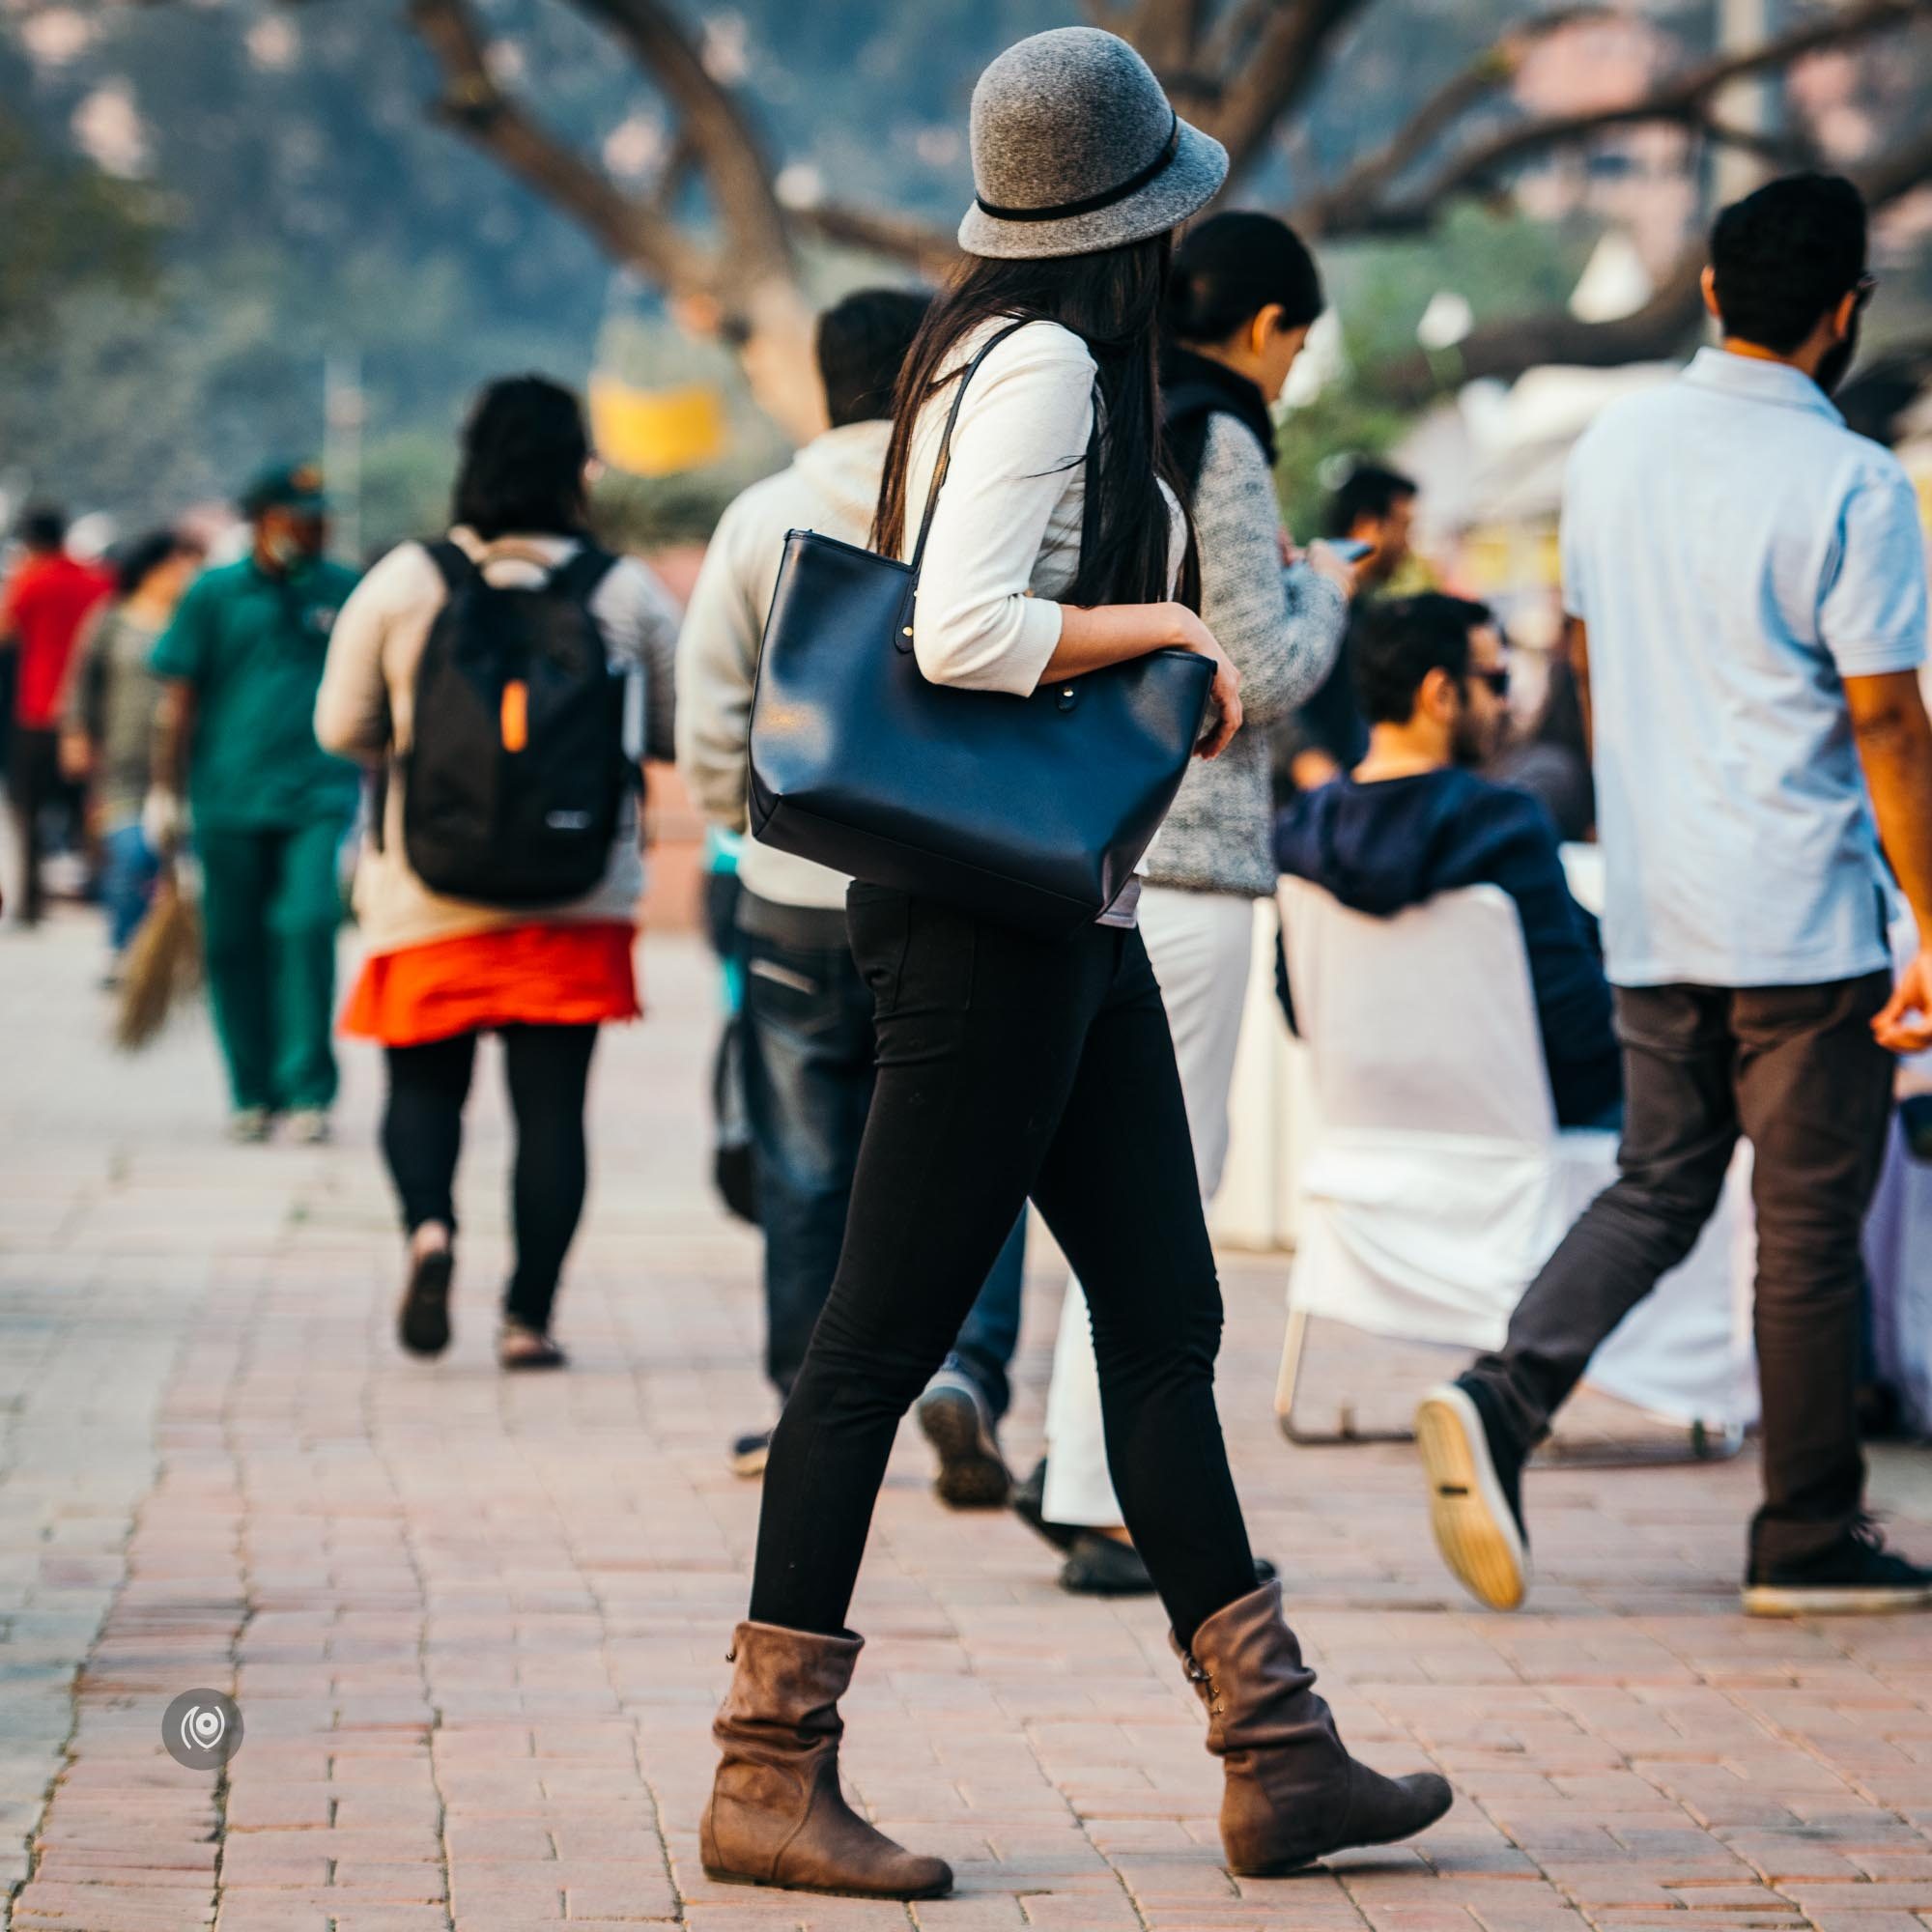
[1041,885,1256,1528]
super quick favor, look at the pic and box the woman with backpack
[700,29,1449,1903]
[1018,211,1359,1593]
[315,375,678,1371]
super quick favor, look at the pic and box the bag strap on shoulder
[908,317,1037,580]
[424,538,474,590]
[549,544,620,606]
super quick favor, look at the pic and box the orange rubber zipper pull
[500,679,528,753]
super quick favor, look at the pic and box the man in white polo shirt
[1418,173,1932,1617]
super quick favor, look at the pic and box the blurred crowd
[3,167,1929,1621]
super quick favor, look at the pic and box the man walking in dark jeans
[676,291,1027,1498]
[1418,172,1932,1618]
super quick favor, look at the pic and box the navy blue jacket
[1274,768,1622,1127]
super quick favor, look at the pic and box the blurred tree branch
[409,0,702,285]
[404,0,820,432]
[382,0,1932,411]
[1314,0,1924,237]
[1378,117,1932,403]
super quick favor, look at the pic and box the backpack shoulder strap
[908,317,1039,578]
[423,538,474,591]
[549,544,620,607]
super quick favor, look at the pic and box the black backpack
[401,539,632,907]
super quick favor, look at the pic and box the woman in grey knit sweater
[1027,213,1358,1592]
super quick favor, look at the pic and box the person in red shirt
[1,506,114,923]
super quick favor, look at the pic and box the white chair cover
[1279,877,1756,1431]
[1865,1121,1932,1435]
[1863,907,1932,1434]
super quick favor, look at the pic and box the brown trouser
[1468,973,1894,1572]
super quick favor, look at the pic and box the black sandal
[398,1247,454,1358]
[498,1323,568,1371]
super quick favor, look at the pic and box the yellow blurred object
[589,377,727,477]
[1459,523,1560,595]
[1908,459,1932,532]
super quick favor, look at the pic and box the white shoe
[227,1107,272,1145]
[285,1109,331,1146]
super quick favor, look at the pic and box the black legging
[383,1023,599,1333]
[749,886,1256,1649]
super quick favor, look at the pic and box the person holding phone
[699,30,1450,1903]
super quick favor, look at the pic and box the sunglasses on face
[1854,273,1879,312]
[1467,666,1511,699]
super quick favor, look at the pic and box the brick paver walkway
[4,911,1931,1932]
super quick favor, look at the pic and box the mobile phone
[1326,539,1375,563]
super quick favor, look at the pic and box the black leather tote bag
[747,320,1213,938]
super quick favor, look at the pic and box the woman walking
[316,376,678,1370]
[1025,212,1358,1593]
[702,29,1450,1900]
[58,529,205,970]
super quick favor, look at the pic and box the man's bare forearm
[1849,671,1932,944]
[154,682,193,795]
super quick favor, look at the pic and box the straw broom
[115,852,203,1051]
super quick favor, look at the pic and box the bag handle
[907,317,1037,581]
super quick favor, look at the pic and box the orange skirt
[342,921,639,1047]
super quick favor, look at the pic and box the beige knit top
[313,527,679,956]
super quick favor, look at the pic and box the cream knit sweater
[314,527,680,955]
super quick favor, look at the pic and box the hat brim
[957,118,1228,261]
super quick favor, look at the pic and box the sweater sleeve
[907,324,1091,696]
[674,492,766,832]
[1193,414,1347,729]
[313,544,425,761]
[589,557,682,764]
[61,604,110,742]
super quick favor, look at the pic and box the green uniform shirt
[152,555,362,830]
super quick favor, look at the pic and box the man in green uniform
[152,465,359,1143]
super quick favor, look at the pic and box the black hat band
[975,110,1180,224]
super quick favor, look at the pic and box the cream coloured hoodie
[675,419,892,912]
[315,527,679,954]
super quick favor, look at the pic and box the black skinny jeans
[750,886,1256,1648]
[383,1023,599,1334]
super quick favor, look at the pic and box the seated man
[1273,463,1420,798]
[1275,592,1620,1129]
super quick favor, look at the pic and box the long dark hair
[114,528,196,599]
[453,375,590,540]
[873,233,1196,610]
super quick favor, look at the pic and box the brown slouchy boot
[700,1621,953,1899]
[1178,1580,1452,1875]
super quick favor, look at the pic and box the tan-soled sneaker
[1415,1379,1529,1612]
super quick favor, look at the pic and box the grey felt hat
[958,27,1229,261]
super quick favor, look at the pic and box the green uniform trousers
[196,820,347,1113]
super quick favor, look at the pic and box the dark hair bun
[1167,211,1323,344]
